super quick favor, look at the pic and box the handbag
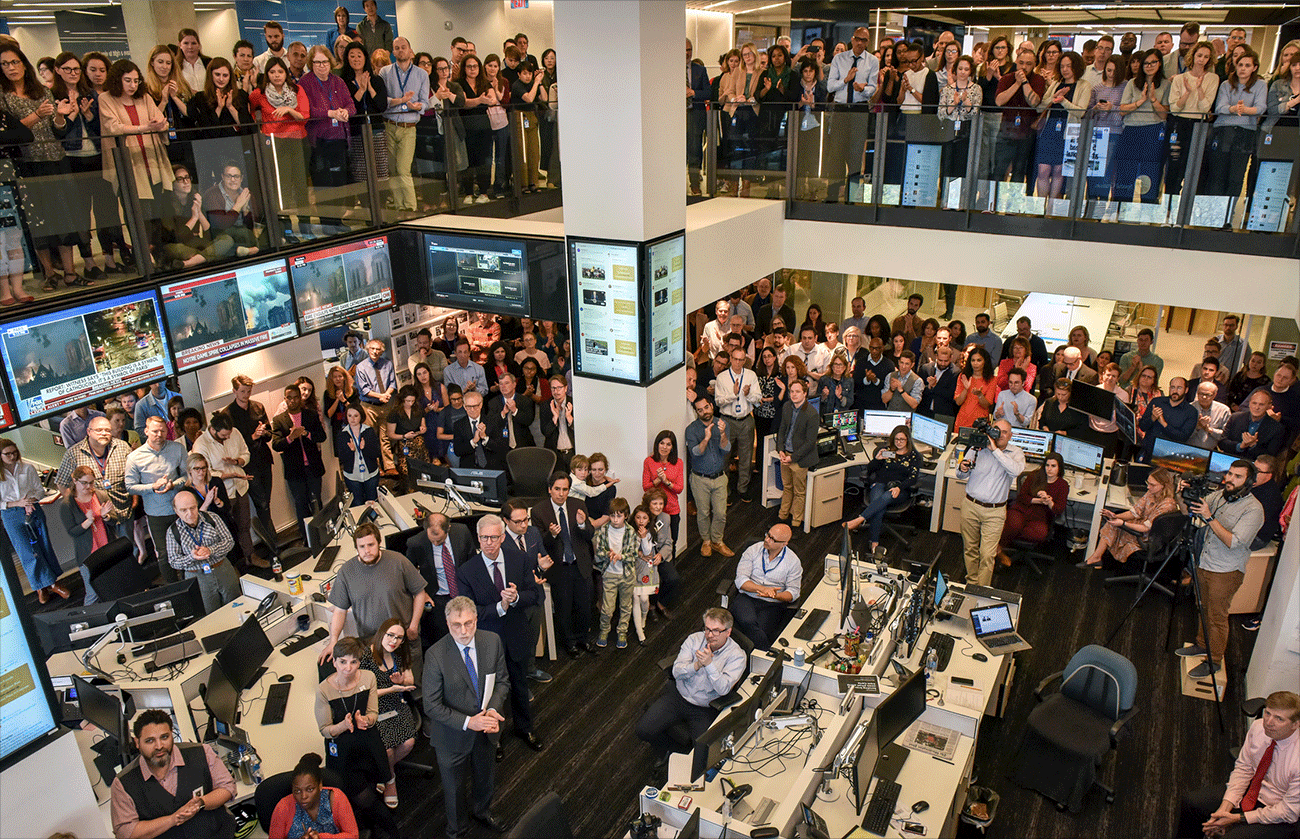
[487,105,508,131]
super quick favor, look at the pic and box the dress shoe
[472,812,507,833]
[564,644,581,659]
[699,541,712,557]
[997,551,1012,568]
[1188,660,1221,679]
[1176,645,1207,658]
[517,730,544,751]
[528,668,553,683]
[49,582,71,599]
[37,587,49,604]
[577,641,597,655]
[495,742,504,762]
[713,542,735,557]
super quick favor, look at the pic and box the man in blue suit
[502,498,552,685]
[457,513,544,756]
[687,39,711,195]
[423,596,509,838]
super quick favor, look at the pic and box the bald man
[731,524,800,650]
[958,420,1025,586]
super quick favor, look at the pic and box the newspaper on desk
[901,719,960,762]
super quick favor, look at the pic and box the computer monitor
[407,456,449,487]
[385,526,423,556]
[934,569,948,610]
[1114,398,1137,444]
[117,579,207,640]
[874,669,928,754]
[852,720,882,815]
[1067,380,1117,420]
[860,410,910,437]
[1207,450,1237,477]
[32,602,119,657]
[909,413,948,454]
[830,410,859,435]
[307,492,343,554]
[749,651,789,717]
[71,675,134,765]
[678,808,702,839]
[204,659,242,736]
[1009,428,1054,462]
[1149,438,1211,476]
[1054,434,1105,475]
[450,467,508,508]
[690,700,753,782]
[816,429,839,460]
[214,616,274,692]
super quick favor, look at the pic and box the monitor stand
[874,743,910,784]
[90,738,124,788]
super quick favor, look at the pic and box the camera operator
[1175,460,1265,679]
[957,418,1025,586]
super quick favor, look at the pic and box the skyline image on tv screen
[0,289,174,423]
[162,259,296,372]
[290,235,394,333]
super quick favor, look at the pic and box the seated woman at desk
[842,425,922,553]
[1036,379,1087,436]
[361,619,418,810]
[315,637,389,809]
[996,452,1068,566]
[1080,467,1178,568]
[269,751,360,839]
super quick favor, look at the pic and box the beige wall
[395,0,555,58]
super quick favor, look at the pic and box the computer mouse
[278,674,294,682]
[972,653,988,662]
[911,800,929,814]
[751,674,762,685]
[301,574,312,581]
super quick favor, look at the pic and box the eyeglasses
[509,517,530,525]
[175,174,192,181]
[75,479,95,486]
[311,58,331,65]
[480,533,503,541]
[764,531,789,544]
[0,449,18,457]
[59,65,80,73]
[383,630,405,640]
[0,60,23,68]
[703,625,730,635]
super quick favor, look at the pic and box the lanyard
[394,62,414,95]
[761,547,785,576]
[314,73,335,107]
[350,427,366,472]
[90,445,110,478]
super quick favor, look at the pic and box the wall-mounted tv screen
[645,232,685,383]
[161,258,296,372]
[424,231,530,315]
[568,237,642,384]
[290,235,394,333]
[0,289,173,424]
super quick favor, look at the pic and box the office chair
[505,790,575,839]
[1011,644,1138,812]
[654,625,756,759]
[880,493,918,550]
[86,537,151,601]
[1103,512,1187,600]
[507,446,557,502]
[254,766,347,832]
[1003,514,1065,579]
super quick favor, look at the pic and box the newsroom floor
[24,490,1259,839]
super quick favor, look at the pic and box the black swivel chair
[254,766,347,833]
[880,494,918,549]
[507,446,557,504]
[505,790,575,839]
[653,626,756,756]
[1004,514,1065,579]
[1103,512,1187,599]
[86,537,151,601]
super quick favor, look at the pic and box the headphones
[1222,460,1256,502]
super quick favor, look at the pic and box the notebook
[968,603,1032,654]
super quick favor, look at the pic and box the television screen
[425,231,529,315]
[1150,438,1211,475]
[527,238,568,322]
[161,258,296,372]
[290,235,394,333]
[645,232,685,383]
[0,289,173,423]
[1068,380,1117,420]
[568,237,642,383]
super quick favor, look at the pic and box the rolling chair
[1103,512,1187,600]
[880,493,918,550]
[507,446,558,505]
[254,766,347,833]
[1003,514,1066,579]
[506,791,575,839]
[85,537,151,601]
[1012,644,1138,812]
[654,625,756,753]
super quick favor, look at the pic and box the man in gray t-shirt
[321,522,429,663]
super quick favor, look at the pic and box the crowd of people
[0,11,559,303]
[687,26,1300,206]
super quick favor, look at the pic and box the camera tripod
[1104,512,1225,732]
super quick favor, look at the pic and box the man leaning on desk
[958,419,1025,587]
[110,708,236,839]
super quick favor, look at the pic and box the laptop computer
[815,429,846,469]
[934,570,972,621]
[968,603,1032,654]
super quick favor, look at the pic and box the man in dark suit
[488,371,535,449]
[423,596,510,838]
[1040,346,1099,400]
[270,384,326,543]
[502,498,552,685]
[687,39,710,195]
[775,379,820,529]
[408,512,474,647]
[531,472,593,659]
[457,514,544,754]
[453,390,508,471]
[921,344,961,422]
[538,375,575,460]
[1219,391,1286,459]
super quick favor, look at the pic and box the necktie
[440,543,457,597]
[507,407,516,449]
[492,559,505,593]
[847,55,859,103]
[557,506,575,564]
[475,431,487,467]
[1240,739,1277,811]
[517,534,526,553]
[462,645,479,700]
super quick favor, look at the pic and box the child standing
[630,505,659,646]
[593,497,638,649]
[644,489,679,620]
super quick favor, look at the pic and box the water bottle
[235,746,253,785]
[925,647,939,683]
[248,748,263,784]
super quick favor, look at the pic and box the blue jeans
[344,475,378,504]
[856,483,903,546]
[491,125,511,191]
[2,505,61,591]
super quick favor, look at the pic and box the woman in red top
[268,752,359,839]
[249,57,310,224]
[642,430,685,545]
[997,452,1067,565]
[996,335,1038,392]
[955,346,999,428]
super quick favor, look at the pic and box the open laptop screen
[970,604,1014,636]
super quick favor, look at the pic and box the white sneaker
[475,194,491,204]
[462,195,475,206]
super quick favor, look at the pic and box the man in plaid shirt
[166,491,240,613]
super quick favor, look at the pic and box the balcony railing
[688,101,1299,258]
[1,105,560,312]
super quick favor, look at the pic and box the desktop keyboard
[261,682,291,725]
[794,608,830,641]
[131,630,196,658]
[201,626,239,654]
[862,777,902,836]
[924,632,956,671]
[281,627,329,656]
[313,544,341,573]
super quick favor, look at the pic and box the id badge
[103,479,112,491]
[332,118,338,127]
[328,740,338,757]
[358,460,366,474]
[523,115,530,129]
[735,400,743,415]
[201,562,212,574]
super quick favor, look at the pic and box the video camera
[1181,473,1221,508]
[966,417,1001,451]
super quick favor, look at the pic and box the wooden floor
[26,489,1258,839]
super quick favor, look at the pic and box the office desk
[999,293,1117,354]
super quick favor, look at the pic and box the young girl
[593,498,638,649]
[629,505,658,647]
[644,489,678,619]
[166,395,185,440]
